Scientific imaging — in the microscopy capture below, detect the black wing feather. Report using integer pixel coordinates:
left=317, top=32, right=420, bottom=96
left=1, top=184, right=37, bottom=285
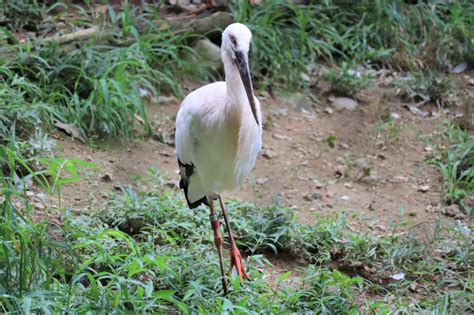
left=178, top=159, right=208, bottom=209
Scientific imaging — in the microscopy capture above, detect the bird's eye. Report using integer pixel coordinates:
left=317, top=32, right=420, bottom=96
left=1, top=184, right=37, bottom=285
left=230, top=35, right=237, bottom=46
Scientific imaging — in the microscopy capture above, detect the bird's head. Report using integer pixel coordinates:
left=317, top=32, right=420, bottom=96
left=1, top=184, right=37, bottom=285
left=222, top=23, right=259, bottom=126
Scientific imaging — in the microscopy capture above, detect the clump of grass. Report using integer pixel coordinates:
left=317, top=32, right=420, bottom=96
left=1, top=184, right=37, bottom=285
left=324, top=62, right=373, bottom=97
left=0, top=65, right=54, bottom=142
left=431, top=122, right=474, bottom=215
left=0, top=0, right=45, bottom=32
left=374, top=116, right=403, bottom=147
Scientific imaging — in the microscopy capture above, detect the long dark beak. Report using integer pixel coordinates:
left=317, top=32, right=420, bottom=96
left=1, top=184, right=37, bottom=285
left=235, top=51, right=259, bottom=126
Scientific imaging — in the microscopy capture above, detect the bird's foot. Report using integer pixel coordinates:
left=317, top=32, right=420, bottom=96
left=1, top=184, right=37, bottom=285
left=228, top=245, right=250, bottom=282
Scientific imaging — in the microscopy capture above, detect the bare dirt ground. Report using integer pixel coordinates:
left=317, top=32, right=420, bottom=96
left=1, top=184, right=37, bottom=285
left=47, top=88, right=449, bottom=236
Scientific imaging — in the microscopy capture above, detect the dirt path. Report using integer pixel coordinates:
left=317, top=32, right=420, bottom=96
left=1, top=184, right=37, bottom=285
left=47, top=91, right=447, bottom=238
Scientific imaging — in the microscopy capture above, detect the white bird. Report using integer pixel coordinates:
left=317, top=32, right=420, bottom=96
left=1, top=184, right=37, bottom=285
left=175, top=23, right=262, bottom=295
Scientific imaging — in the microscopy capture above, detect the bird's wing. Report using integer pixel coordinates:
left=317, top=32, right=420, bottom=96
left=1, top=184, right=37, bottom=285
left=175, top=83, right=226, bottom=208
left=175, top=99, right=207, bottom=208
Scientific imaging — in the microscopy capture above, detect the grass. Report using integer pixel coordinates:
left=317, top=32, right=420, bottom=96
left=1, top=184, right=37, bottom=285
left=1, top=165, right=472, bottom=313
left=431, top=122, right=474, bottom=215
left=1, top=1, right=473, bottom=313
left=0, top=1, right=200, bottom=142
left=234, top=0, right=474, bottom=93
left=323, top=62, right=374, bottom=97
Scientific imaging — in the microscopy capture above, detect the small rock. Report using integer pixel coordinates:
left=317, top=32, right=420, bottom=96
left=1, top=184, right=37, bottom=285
left=408, top=106, right=428, bottom=117
left=409, top=282, right=418, bottom=292
left=339, top=142, right=350, bottom=150
left=391, top=272, right=405, bottom=281
left=390, top=112, right=401, bottom=120
left=424, top=146, right=433, bottom=152
left=442, top=204, right=465, bottom=219
left=169, top=0, right=191, bottom=7
left=331, top=97, right=358, bottom=111
left=304, top=192, right=321, bottom=202
left=165, top=180, right=179, bottom=189
left=139, top=88, right=149, bottom=97
left=262, top=149, right=277, bottom=160
left=34, top=202, right=45, bottom=211
left=159, top=95, right=177, bottom=105
left=273, top=133, right=288, bottom=140
left=256, top=177, right=269, bottom=185
left=451, top=62, right=468, bottom=74
left=393, top=176, right=409, bottom=183
left=153, top=130, right=175, bottom=147
left=193, top=39, right=222, bottom=71
left=334, top=165, right=346, bottom=177
left=324, top=107, right=334, bottom=114
left=313, top=180, right=324, bottom=189
left=335, top=165, right=346, bottom=176
left=468, top=77, right=474, bottom=86
left=101, top=173, right=113, bottom=182
left=418, top=185, right=429, bottom=193
left=341, top=195, right=351, bottom=201
left=343, top=183, right=353, bottom=189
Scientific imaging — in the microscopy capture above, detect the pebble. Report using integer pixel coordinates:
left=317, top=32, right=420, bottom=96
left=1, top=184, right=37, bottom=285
left=256, top=177, right=269, bottom=185
left=165, top=180, right=179, bottom=189
left=34, top=202, right=45, bottom=211
left=335, top=165, right=346, bottom=176
left=313, top=180, right=324, bottom=189
left=341, top=195, right=351, bottom=201
left=262, top=149, right=277, bottom=160
left=393, top=176, right=409, bottom=183
left=324, top=107, right=334, bottom=114
left=331, top=97, right=358, bottom=111
left=390, top=112, right=401, bottom=120
left=101, top=173, right=113, bottom=182
left=442, top=204, right=466, bottom=219
left=409, top=283, right=418, bottom=292
left=418, top=185, right=429, bottom=193
left=304, top=193, right=321, bottom=201
left=339, top=142, right=350, bottom=150
left=273, top=133, right=288, bottom=140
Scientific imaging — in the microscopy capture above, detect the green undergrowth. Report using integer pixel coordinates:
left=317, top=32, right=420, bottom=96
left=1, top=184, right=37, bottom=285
left=0, top=1, right=200, bottom=143
left=431, top=122, right=474, bottom=215
left=1, top=164, right=472, bottom=313
left=233, top=0, right=474, bottom=92
left=1, top=0, right=473, bottom=144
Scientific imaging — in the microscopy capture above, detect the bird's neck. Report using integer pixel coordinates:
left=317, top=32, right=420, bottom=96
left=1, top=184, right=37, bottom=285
left=222, top=53, right=248, bottom=111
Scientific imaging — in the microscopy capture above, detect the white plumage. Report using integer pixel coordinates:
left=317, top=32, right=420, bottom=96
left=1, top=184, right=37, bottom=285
left=175, top=23, right=262, bottom=207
